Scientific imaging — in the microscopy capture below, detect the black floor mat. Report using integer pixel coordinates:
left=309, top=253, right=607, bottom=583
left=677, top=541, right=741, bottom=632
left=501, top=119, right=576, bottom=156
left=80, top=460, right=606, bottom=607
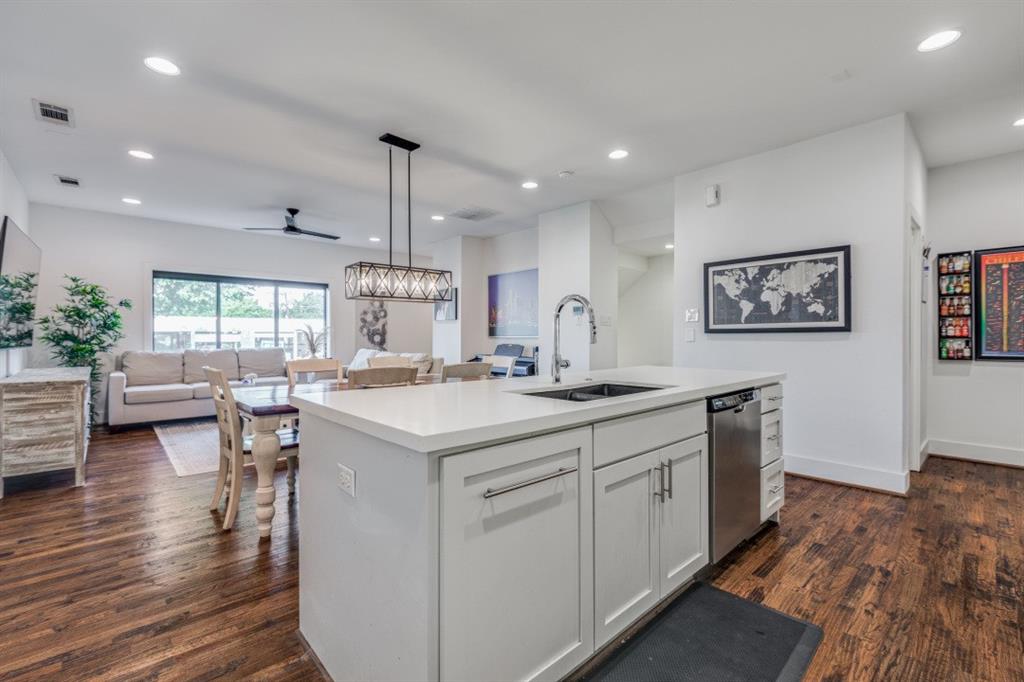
left=584, top=582, right=822, bottom=682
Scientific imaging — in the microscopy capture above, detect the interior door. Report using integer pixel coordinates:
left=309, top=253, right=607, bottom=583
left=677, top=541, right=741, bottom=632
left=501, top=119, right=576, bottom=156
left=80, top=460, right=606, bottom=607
left=657, top=435, right=709, bottom=596
left=593, top=449, right=660, bottom=647
left=440, top=428, right=593, bottom=682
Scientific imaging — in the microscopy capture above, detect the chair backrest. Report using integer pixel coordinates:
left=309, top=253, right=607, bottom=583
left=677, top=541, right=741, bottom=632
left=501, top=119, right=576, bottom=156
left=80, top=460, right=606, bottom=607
left=441, top=362, right=492, bottom=382
left=348, top=366, right=419, bottom=388
left=493, top=343, right=524, bottom=357
left=368, top=355, right=413, bottom=368
left=287, top=357, right=343, bottom=390
left=204, top=366, right=243, bottom=462
left=484, top=354, right=516, bottom=378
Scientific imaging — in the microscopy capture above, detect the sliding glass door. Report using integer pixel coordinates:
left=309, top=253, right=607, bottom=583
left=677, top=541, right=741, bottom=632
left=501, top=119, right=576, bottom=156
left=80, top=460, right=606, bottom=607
left=152, top=272, right=328, bottom=359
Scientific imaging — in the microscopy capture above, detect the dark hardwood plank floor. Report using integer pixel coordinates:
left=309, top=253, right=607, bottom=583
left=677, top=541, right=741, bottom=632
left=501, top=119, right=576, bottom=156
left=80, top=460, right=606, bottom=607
left=1, top=429, right=1020, bottom=681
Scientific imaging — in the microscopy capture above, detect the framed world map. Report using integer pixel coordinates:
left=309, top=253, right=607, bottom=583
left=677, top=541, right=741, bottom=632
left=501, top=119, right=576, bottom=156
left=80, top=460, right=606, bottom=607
left=704, top=245, right=851, bottom=333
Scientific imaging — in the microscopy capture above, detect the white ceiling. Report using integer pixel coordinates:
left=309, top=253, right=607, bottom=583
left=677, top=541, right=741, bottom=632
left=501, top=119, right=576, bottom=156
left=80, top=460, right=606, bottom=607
left=1, top=1, right=1021, bottom=254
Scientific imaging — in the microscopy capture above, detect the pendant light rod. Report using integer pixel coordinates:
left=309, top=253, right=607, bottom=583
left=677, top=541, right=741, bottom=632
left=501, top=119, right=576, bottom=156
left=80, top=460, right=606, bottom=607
left=408, top=150, right=412, bottom=269
left=388, top=146, right=393, bottom=266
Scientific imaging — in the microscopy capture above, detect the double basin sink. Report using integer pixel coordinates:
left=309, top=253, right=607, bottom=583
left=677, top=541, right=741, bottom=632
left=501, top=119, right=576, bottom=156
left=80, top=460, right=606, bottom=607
left=524, top=383, right=664, bottom=402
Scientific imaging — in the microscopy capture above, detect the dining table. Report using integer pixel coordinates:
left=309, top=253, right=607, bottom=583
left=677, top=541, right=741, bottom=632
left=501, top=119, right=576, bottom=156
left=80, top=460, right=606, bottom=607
left=231, top=376, right=475, bottom=539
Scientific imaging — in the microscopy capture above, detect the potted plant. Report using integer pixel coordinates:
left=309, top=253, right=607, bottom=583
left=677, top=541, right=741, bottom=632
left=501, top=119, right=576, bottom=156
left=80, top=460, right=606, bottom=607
left=37, top=275, right=132, bottom=424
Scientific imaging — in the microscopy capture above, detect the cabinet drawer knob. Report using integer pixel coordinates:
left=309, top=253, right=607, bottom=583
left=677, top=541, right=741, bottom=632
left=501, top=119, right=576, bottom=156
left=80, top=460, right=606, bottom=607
left=483, top=466, right=577, bottom=499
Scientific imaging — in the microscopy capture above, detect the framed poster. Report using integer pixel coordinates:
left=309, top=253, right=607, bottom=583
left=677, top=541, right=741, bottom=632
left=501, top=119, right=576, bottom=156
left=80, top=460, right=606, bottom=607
left=488, top=268, right=538, bottom=337
left=434, top=287, right=458, bottom=321
left=704, top=245, right=851, bottom=333
left=974, top=245, right=1024, bottom=361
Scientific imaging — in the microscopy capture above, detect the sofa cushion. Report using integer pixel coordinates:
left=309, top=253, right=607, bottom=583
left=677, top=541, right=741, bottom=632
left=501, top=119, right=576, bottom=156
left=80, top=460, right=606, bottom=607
left=191, top=380, right=244, bottom=400
left=238, top=348, right=286, bottom=377
left=348, top=347, right=380, bottom=371
left=399, top=352, right=433, bottom=374
left=184, top=349, right=240, bottom=383
left=124, top=383, right=194, bottom=404
left=122, top=351, right=184, bottom=386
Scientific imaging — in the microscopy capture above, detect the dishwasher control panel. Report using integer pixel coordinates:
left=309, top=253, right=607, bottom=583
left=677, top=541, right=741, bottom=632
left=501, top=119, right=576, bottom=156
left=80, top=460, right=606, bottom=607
left=708, top=389, right=759, bottom=412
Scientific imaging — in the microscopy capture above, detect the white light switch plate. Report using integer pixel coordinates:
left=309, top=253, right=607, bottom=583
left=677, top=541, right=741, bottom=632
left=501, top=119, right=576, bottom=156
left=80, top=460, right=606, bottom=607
left=685, top=308, right=699, bottom=322
left=685, top=328, right=696, bottom=342
left=337, top=463, right=356, bottom=497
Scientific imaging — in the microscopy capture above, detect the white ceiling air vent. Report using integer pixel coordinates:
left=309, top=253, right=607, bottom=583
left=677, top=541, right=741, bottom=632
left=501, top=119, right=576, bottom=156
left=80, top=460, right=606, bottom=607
left=53, top=174, right=81, bottom=187
left=448, top=205, right=501, bottom=221
left=33, top=99, right=75, bottom=127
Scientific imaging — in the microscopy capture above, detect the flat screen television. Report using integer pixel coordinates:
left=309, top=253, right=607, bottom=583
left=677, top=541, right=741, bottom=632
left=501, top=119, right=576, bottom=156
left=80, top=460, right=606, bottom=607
left=0, top=215, right=42, bottom=349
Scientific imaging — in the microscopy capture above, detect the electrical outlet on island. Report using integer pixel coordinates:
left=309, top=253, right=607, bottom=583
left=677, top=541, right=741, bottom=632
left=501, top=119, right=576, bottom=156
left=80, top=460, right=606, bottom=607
left=337, top=463, right=356, bottom=497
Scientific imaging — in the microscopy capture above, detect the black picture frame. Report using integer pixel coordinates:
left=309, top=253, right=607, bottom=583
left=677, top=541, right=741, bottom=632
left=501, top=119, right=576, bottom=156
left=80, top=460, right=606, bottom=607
left=973, top=245, right=1024, bottom=362
left=703, top=245, right=852, bottom=333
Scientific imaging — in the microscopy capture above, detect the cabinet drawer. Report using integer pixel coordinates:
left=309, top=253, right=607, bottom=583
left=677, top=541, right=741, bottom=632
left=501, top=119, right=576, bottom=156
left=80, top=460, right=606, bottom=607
left=760, top=383, right=783, bottom=413
left=760, top=458, right=785, bottom=521
left=594, top=402, right=705, bottom=469
left=760, top=409, right=782, bottom=467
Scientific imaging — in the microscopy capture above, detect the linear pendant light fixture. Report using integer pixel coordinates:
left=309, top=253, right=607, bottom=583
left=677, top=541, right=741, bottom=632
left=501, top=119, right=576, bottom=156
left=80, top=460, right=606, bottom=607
left=345, top=133, right=453, bottom=302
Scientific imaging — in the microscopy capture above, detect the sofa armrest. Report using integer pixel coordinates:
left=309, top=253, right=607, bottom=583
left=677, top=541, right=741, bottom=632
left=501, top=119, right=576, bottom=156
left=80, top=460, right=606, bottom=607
left=107, top=371, right=127, bottom=426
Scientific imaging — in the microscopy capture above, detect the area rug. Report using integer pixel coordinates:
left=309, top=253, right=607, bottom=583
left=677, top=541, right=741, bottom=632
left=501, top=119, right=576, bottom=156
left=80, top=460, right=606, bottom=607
left=582, top=582, right=822, bottom=682
left=154, top=419, right=222, bottom=477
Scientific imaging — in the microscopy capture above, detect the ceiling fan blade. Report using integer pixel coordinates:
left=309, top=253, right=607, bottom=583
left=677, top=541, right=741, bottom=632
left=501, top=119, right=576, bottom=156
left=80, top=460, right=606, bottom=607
left=244, top=228, right=283, bottom=231
left=294, top=228, right=339, bottom=240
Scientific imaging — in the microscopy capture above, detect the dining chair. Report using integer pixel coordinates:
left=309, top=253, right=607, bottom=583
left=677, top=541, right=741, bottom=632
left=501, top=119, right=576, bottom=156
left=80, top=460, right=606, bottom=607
left=286, top=357, right=344, bottom=390
left=368, top=355, right=413, bottom=368
left=205, top=366, right=299, bottom=531
left=348, top=366, right=419, bottom=388
left=483, top=355, right=516, bottom=378
left=440, top=362, right=492, bottom=382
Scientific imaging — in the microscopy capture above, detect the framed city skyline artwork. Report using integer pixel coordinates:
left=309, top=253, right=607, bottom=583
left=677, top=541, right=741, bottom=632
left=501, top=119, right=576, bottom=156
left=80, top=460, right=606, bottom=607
left=974, top=245, right=1024, bottom=361
left=488, top=268, right=538, bottom=337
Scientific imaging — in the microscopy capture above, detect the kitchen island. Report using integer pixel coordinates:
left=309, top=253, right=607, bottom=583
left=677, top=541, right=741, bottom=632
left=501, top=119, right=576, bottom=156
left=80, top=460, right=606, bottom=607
left=290, top=365, right=785, bottom=682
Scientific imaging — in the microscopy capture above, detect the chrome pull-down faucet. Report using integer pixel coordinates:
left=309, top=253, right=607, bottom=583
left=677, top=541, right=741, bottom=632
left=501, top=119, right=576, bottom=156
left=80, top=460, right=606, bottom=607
left=552, top=294, right=598, bottom=383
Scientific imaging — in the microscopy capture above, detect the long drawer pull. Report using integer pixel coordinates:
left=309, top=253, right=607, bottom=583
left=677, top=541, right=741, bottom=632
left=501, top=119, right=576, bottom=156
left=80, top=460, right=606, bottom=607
left=768, top=485, right=783, bottom=494
left=483, top=466, right=577, bottom=499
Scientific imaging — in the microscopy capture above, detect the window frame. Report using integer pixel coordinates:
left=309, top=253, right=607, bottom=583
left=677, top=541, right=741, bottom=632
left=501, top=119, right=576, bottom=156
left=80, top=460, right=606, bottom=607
left=152, top=270, right=329, bottom=355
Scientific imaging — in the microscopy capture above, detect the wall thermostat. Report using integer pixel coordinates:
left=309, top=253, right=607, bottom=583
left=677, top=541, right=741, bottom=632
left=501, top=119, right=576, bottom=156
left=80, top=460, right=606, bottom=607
left=705, top=184, right=721, bottom=207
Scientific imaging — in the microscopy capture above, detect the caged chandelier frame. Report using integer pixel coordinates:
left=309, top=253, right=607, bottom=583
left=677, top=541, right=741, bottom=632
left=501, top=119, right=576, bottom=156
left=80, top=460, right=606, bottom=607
left=345, top=133, right=453, bottom=302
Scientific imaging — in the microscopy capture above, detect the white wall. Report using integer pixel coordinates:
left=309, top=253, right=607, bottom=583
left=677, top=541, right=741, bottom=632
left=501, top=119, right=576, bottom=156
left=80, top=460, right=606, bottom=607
left=926, top=151, right=1024, bottom=467
left=538, top=202, right=618, bottom=376
left=674, top=115, right=915, bottom=493
left=28, top=203, right=434, bottom=419
left=478, top=227, right=539, bottom=356
left=618, top=254, right=673, bottom=367
left=0, top=147, right=31, bottom=378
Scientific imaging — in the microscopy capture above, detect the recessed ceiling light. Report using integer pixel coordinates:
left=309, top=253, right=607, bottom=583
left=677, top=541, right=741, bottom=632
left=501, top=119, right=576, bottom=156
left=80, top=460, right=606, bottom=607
left=369, top=236, right=381, bottom=242
left=128, top=149, right=154, bottom=160
left=144, top=56, right=181, bottom=76
left=917, top=30, right=961, bottom=52
left=665, top=243, right=674, bottom=249
left=121, top=197, right=142, bottom=205
left=608, top=149, right=629, bottom=160
left=521, top=180, right=539, bottom=189
left=431, top=215, right=445, bottom=221
left=1013, top=118, right=1024, bottom=127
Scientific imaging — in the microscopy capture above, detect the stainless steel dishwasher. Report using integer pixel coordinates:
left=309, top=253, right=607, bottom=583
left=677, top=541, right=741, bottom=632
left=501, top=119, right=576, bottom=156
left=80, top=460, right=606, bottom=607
left=707, top=388, right=762, bottom=563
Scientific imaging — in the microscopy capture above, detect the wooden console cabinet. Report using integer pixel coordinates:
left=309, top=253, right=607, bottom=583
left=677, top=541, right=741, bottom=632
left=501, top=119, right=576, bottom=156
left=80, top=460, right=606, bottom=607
left=0, top=367, right=91, bottom=499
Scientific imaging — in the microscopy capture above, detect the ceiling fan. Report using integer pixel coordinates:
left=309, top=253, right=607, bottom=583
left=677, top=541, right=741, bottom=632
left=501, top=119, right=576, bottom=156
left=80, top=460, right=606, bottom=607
left=244, top=208, right=338, bottom=240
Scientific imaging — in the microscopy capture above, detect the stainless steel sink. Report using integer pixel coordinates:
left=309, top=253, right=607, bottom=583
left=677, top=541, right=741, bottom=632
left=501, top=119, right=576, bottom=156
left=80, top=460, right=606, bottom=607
left=524, top=383, right=664, bottom=402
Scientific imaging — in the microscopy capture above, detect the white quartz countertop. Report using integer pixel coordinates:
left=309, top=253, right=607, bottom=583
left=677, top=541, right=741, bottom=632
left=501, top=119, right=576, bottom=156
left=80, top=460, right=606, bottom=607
left=290, top=365, right=784, bottom=454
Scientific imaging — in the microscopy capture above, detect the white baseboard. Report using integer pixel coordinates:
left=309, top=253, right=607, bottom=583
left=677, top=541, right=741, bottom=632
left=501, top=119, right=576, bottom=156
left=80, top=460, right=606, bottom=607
left=926, top=439, right=1024, bottom=468
left=783, top=453, right=909, bottom=494
left=917, top=440, right=929, bottom=471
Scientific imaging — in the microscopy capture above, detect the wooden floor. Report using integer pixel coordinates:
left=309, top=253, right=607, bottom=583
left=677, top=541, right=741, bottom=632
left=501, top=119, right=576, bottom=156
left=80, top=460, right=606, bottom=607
left=0, top=429, right=1020, bottom=681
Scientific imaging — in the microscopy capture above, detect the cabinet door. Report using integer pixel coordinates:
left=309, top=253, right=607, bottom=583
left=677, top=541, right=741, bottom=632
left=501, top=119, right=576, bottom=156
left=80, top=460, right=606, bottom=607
left=657, top=435, right=709, bottom=597
left=440, top=428, right=593, bottom=682
left=593, top=449, right=660, bottom=647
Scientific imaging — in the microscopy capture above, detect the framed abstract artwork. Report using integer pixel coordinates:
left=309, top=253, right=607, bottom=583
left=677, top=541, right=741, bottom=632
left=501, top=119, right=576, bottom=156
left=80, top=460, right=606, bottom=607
left=488, top=268, right=538, bottom=337
left=434, top=287, right=458, bottom=321
left=704, top=245, right=851, bottom=333
left=974, top=245, right=1024, bottom=361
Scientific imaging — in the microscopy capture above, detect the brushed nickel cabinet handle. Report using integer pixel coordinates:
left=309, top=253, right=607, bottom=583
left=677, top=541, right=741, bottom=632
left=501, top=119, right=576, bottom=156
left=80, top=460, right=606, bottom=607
left=483, top=466, right=577, bottom=499
left=769, top=485, right=783, bottom=494
left=663, top=460, right=673, bottom=500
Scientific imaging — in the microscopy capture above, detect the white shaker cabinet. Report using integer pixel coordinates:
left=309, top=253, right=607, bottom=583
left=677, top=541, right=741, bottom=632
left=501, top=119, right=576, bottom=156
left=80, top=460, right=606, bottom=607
left=593, top=433, right=709, bottom=648
left=439, top=428, right=594, bottom=682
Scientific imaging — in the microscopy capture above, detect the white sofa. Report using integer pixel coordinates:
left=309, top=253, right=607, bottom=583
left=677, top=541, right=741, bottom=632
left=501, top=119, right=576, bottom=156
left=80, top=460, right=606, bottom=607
left=108, top=348, right=289, bottom=426
left=344, top=348, right=443, bottom=376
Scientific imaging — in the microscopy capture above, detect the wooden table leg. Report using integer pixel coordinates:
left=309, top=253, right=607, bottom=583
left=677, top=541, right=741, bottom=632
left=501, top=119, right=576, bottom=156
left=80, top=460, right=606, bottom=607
left=249, top=415, right=282, bottom=540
